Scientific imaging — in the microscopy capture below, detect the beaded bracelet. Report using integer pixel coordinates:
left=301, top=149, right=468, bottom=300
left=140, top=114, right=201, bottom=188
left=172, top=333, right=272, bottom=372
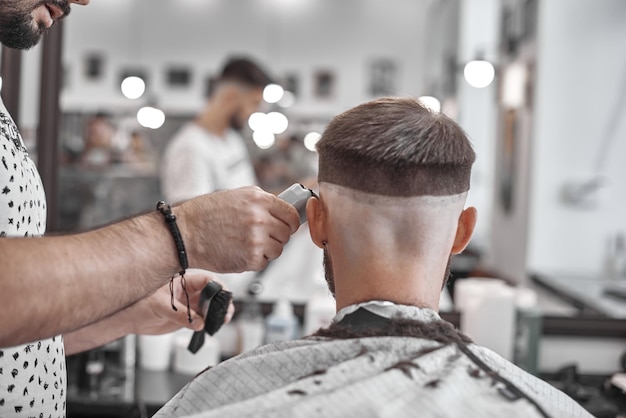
left=156, top=201, right=192, bottom=323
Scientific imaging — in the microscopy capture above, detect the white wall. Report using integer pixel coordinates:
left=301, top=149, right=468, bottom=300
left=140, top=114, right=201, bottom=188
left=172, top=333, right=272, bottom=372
left=527, top=0, right=626, bottom=276
left=60, top=0, right=437, bottom=117
left=456, top=0, right=500, bottom=252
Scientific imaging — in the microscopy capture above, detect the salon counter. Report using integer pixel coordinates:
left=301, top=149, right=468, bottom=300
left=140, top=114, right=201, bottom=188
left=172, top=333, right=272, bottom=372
left=67, top=368, right=191, bottom=418
left=532, top=272, right=626, bottom=319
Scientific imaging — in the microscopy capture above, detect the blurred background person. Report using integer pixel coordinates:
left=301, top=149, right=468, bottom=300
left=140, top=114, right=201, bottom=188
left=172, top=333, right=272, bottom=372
left=79, top=112, right=116, bottom=169
left=160, top=57, right=325, bottom=358
left=118, top=129, right=157, bottom=173
left=160, top=57, right=322, bottom=302
left=160, top=56, right=270, bottom=203
left=254, top=134, right=318, bottom=194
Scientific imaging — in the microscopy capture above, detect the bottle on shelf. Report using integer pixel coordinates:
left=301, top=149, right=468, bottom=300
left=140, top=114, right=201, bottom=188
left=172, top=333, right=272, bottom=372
left=265, top=298, right=300, bottom=344
left=236, top=284, right=266, bottom=353
left=303, top=277, right=336, bottom=336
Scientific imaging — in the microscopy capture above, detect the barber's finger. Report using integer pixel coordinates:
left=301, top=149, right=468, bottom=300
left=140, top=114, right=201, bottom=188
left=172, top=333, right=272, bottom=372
left=208, top=276, right=229, bottom=291
left=250, top=255, right=270, bottom=272
left=182, top=269, right=218, bottom=293
left=171, top=298, right=205, bottom=331
left=269, top=196, right=301, bottom=234
left=225, top=301, right=235, bottom=324
left=264, top=238, right=287, bottom=262
left=267, top=218, right=296, bottom=245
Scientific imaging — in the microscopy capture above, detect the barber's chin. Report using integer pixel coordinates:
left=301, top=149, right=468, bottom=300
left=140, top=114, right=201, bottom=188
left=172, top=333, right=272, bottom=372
left=33, top=5, right=55, bottom=29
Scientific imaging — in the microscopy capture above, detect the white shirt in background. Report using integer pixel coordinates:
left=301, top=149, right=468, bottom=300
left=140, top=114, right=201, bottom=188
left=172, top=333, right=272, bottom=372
left=161, top=123, right=256, bottom=203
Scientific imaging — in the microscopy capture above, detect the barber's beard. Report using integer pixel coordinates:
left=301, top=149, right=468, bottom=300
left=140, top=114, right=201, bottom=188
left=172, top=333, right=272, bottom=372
left=0, top=1, right=70, bottom=50
left=0, top=13, right=45, bottom=50
left=323, top=248, right=454, bottom=296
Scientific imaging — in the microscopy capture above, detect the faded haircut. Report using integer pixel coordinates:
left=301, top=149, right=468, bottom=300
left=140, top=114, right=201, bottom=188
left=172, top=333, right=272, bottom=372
left=316, top=97, right=476, bottom=197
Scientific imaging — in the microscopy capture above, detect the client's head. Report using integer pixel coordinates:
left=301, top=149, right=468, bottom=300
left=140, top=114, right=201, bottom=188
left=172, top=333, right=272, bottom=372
left=306, top=97, right=477, bottom=310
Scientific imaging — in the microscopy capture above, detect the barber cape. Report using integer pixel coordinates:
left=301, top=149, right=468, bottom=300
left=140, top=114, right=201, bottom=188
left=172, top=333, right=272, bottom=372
left=155, top=302, right=591, bottom=418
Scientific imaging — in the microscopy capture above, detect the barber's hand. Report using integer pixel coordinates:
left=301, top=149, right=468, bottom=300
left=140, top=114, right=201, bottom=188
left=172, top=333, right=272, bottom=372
left=128, top=269, right=234, bottom=335
left=179, top=186, right=300, bottom=273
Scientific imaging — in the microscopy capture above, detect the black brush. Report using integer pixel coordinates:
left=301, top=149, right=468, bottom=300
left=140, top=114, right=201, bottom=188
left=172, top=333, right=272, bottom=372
left=187, top=281, right=233, bottom=354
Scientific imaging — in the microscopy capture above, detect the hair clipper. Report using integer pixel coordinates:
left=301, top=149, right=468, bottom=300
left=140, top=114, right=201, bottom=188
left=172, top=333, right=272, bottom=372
left=278, top=183, right=318, bottom=224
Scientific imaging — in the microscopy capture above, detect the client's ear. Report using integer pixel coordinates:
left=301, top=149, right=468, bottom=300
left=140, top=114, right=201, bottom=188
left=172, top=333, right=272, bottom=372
left=451, top=207, right=477, bottom=254
left=306, top=196, right=327, bottom=249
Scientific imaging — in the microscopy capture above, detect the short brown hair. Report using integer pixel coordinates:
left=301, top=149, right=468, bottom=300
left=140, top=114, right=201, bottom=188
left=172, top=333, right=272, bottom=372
left=316, top=97, right=475, bottom=197
left=218, top=57, right=272, bottom=89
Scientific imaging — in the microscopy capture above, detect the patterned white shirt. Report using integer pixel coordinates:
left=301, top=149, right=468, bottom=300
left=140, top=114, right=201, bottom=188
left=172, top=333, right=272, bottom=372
left=0, top=98, right=66, bottom=417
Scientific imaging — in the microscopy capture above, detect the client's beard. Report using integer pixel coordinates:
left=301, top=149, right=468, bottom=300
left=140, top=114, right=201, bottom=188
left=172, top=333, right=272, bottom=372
left=323, top=248, right=454, bottom=296
left=322, top=248, right=336, bottom=296
left=442, top=255, right=453, bottom=290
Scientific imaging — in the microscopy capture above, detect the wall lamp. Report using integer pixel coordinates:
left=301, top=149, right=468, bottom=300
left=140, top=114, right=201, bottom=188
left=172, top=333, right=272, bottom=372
left=463, top=59, right=496, bottom=88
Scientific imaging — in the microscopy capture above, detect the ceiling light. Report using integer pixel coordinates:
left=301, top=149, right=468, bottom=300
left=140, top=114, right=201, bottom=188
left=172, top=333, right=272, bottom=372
left=121, top=76, right=146, bottom=99
left=278, top=91, right=296, bottom=108
left=248, top=112, right=267, bottom=132
left=266, top=112, right=289, bottom=134
left=263, top=83, right=284, bottom=104
left=304, top=132, right=321, bottom=152
left=418, top=96, right=441, bottom=113
left=463, top=60, right=495, bottom=88
left=252, top=131, right=275, bottom=149
left=137, top=106, right=165, bottom=129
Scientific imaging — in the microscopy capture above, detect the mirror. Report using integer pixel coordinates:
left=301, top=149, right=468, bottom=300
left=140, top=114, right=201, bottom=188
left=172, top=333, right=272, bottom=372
left=57, top=0, right=465, bottom=304
left=55, top=0, right=626, bottom=327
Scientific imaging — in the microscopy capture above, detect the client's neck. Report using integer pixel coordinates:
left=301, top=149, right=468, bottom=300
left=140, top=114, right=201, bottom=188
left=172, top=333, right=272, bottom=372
left=318, top=184, right=462, bottom=314
left=330, top=242, right=448, bottom=312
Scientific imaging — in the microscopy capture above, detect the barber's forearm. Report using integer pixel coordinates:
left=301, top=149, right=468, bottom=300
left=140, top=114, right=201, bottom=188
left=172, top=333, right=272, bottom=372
left=63, top=310, right=133, bottom=355
left=0, top=187, right=300, bottom=348
left=0, top=211, right=178, bottom=348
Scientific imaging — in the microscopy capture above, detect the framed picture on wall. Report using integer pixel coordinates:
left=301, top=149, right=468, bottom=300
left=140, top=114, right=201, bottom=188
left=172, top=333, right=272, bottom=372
left=84, top=53, right=104, bottom=80
left=368, top=58, right=397, bottom=97
left=282, top=73, right=299, bottom=97
left=166, top=67, right=192, bottom=88
left=314, top=70, right=335, bottom=99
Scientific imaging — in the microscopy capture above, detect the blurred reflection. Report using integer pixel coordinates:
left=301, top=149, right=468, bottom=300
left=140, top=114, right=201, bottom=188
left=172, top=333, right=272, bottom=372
left=254, top=134, right=317, bottom=193
left=80, top=113, right=115, bottom=169
left=57, top=113, right=162, bottom=232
